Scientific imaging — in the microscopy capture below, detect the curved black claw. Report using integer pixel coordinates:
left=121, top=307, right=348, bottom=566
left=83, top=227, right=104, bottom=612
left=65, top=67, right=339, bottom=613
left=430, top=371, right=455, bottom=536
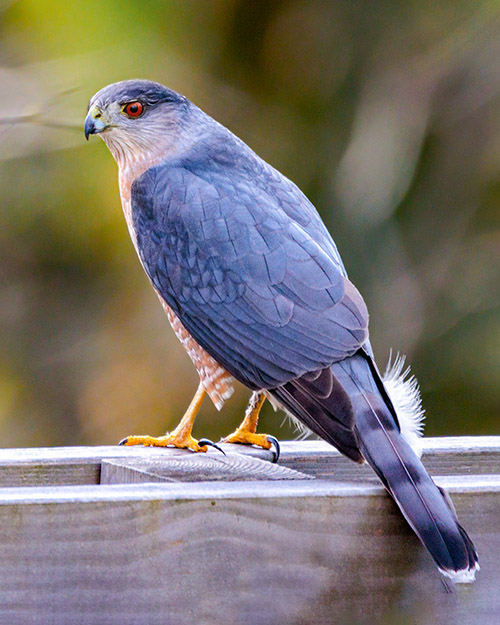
left=118, top=437, right=129, bottom=446
left=266, top=436, right=280, bottom=463
left=199, top=438, right=226, bottom=456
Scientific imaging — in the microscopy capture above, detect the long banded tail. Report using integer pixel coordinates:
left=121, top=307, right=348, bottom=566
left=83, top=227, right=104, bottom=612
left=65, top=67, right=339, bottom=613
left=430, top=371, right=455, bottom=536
left=271, top=352, right=479, bottom=582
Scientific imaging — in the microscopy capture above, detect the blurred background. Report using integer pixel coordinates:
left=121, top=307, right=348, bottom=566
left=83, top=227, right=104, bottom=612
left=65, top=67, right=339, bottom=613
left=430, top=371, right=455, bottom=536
left=0, top=0, right=499, bottom=447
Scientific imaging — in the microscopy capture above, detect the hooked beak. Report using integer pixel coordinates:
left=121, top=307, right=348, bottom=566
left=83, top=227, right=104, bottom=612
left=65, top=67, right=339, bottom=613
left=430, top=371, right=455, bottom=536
left=84, top=105, right=109, bottom=140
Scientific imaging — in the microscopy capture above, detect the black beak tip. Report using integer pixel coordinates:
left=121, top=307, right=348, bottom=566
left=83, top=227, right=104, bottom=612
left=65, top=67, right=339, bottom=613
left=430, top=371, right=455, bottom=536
left=84, top=117, right=95, bottom=141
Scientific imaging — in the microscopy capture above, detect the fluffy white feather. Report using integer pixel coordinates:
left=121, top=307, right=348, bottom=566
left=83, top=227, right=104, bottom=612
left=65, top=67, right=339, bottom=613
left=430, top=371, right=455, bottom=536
left=382, top=351, right=425, bottom=457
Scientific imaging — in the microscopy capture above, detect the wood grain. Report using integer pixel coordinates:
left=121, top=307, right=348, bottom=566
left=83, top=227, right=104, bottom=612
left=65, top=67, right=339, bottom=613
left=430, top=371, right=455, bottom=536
left=101, top=452, right=312, bottom=484
left=0, top=436, right=497, bottom=486
left=0, top=438, right=497, bottom=625
left=277, top=436, right=500, bottom=480
left=0, top=476, right=497, bottom=625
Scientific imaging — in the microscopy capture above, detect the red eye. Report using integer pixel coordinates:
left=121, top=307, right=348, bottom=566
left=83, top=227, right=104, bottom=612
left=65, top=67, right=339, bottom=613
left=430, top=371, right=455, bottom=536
left=123, top=101, right=144, bottom=117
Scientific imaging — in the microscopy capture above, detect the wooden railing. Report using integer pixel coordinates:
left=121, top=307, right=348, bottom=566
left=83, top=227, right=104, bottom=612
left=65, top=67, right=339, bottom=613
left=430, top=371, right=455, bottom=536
left=0, top=437, right=498, bottom=625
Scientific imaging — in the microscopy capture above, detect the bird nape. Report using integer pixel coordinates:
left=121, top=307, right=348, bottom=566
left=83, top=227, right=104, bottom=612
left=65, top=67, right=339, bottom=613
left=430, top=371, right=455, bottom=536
left=84, top=79, right=479, bottom=583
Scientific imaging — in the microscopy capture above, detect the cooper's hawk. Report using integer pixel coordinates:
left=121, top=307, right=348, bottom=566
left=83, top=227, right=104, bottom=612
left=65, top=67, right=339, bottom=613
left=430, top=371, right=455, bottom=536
left=84, top=79, right=478, bottom=582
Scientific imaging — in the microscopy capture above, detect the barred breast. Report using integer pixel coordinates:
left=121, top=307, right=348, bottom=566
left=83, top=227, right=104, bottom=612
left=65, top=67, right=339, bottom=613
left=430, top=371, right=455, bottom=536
left=158, top=297, right=235, bottom=410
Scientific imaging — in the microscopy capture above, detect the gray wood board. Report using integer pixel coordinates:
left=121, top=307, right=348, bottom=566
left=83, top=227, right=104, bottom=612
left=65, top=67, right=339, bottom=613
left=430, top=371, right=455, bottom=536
left=0, top=436, right=497, bottom=487
left=277, top=436, right=500, bottom=481
left=0, top=476, right=497, bottom=625
left=101, top=452, right=312, bottom=484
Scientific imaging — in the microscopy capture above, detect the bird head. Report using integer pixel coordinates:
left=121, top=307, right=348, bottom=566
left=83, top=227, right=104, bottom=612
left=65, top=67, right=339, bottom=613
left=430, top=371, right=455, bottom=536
left=84, top=79, right=190, bottom=166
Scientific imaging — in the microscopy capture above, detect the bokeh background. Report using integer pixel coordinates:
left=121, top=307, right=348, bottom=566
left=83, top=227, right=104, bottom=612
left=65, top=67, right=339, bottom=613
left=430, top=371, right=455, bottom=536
left=0, top=0, right=499, bottom=447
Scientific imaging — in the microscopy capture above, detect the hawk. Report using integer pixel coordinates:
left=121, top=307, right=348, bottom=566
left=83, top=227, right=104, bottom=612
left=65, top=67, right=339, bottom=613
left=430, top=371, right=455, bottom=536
left=84, top=79, right=478, bottom=582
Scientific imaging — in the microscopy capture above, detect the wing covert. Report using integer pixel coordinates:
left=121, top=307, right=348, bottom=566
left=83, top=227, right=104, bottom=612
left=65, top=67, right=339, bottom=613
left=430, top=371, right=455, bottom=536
left=131, top=157, right=369, bottom=389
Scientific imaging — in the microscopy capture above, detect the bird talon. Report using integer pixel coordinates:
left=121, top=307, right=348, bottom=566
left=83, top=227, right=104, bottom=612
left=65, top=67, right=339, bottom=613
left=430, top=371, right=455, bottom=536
left=199, top=438, right=226, bottom=455
left=220, top=429, right=279, bottom=461
left=266, top=436, right=280, bottom=463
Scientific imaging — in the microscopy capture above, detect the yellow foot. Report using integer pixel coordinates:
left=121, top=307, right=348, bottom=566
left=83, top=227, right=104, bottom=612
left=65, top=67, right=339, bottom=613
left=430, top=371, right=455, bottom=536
left=221, top=429, right=272, bottom=449
left=221, top=429, right=280, bottom=462
left=221, top=392, right=280, bottom=462
left=119, top=382, right=222, bottom=453
left=221, top=390, right=280, bottom=461
left=119, top=433, right=208, bottom=452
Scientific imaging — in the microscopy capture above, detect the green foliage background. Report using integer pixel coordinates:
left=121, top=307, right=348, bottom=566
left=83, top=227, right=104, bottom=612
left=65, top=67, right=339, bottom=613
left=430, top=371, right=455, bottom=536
left=0, top=0, right=499, bottom=446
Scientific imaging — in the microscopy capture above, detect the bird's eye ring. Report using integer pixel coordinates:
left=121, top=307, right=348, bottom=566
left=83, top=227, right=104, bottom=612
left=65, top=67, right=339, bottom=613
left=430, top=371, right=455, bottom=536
left=122, top=101, right=144, bottom=118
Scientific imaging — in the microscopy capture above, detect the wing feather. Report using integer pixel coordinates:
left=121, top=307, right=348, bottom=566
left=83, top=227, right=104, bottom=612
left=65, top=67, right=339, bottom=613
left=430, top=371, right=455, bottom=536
left=131, top=151, right=369, bottom=390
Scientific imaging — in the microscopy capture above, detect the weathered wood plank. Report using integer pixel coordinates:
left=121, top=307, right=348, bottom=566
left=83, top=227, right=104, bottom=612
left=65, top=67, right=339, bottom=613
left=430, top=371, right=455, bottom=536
left=277, top=437, right=500, bottom=480
left=0, top=440, right=497, bottom=623
left=0, top=444, right=272, bottom=486
left=101, top=453, right=312, bottom=484
left=0, top=436, right=497, bottom=487
left=0, top=475, right=497, bottom=625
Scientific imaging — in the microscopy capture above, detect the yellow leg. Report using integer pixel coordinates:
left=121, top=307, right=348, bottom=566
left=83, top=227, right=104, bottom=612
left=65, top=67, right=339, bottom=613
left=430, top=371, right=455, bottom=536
left=120, top=383, right=209, bottom=452
left=221, top=391, right=273, bottom=450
